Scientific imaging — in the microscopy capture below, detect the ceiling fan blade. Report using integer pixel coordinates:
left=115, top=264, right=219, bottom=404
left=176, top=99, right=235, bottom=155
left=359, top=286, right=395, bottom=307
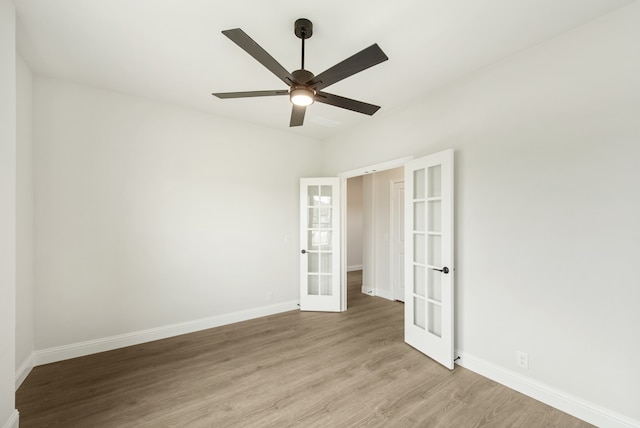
left=222, top=29, right=294, bottom=87
left=315, top=91, right=381, bottom=115
left=212, top=90, right=289, bottom=99
left=307, top=44, right=388, bottom=91
left=290, top=105, right=306, bottom=127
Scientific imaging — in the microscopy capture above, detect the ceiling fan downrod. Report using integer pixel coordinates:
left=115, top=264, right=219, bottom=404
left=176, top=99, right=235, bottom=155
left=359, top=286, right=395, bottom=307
left=294, top=18, right=313, bottom=71
left=301, top=35, right=305, bottom=70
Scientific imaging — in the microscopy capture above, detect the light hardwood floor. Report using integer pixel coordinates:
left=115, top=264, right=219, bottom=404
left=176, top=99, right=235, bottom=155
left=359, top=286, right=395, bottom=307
left=16, top=271, right=593, bottom=427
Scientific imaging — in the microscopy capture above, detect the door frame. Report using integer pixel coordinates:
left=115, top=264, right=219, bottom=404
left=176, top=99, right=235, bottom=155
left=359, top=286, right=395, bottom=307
left=390, top=178, right=405, bottom=302
left=338, top=157, right=413, bottom=311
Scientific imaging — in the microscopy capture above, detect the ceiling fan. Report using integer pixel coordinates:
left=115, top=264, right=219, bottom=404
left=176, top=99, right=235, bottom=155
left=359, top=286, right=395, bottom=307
left=212, top=18, right=389, bottom=127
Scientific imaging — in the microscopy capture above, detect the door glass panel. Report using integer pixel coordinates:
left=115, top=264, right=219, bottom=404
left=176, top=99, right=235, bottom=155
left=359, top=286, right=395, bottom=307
left=427, top=268, right=442, bottom=302
left=320, top=185, right=332, bottom=206
left=308, top=276, right=319, bottom=295
left=427, top=234, right=441, bottom=267
left=320, top=253, right=332, bottom=273
left=428, top=302, right=442, bottom=337
left=413, top=169, right=425, bottom=199
left=414, top=233, right=425, bottom=264
left=428, top=200, right=441, bottom=232
left=414, top=265, right=425, bottom=297
left=308, top=252, right=319, bottom=273
left=308, top=185, right=320, bottom=206
left=308, top=208, right=332, bottom=228
left=414, top=297, right=426, bottom=329
left=308, top=231, right=319, bottom=250
left=320, top=275, right=332, bottom=296
left=308, top=208, right=316, bottom=228
left=320, top=231, right=332, bottom=250
left=428, top=165, right=441, bottom=198
left=319, top=208, right=331, bottom=228
left=308, top=231, right=332, bottom=251
left=413, top=202, right=425, bottom=232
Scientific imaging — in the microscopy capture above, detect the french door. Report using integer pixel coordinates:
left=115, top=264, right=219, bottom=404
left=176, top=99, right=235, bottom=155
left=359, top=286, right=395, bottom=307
left=299, top=178, right=341, bottom=312
left=404, top=149, right=455, bottom=369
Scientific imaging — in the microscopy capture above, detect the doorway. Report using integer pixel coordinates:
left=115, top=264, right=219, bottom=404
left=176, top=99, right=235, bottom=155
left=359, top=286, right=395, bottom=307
left=341, top=157, right=411, bottom=309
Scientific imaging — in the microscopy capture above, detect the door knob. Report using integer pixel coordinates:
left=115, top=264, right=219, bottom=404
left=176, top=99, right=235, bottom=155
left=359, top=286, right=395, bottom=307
left=432, top=266, right=449, bottom=274
left=301, top=249, right=307, bottom=254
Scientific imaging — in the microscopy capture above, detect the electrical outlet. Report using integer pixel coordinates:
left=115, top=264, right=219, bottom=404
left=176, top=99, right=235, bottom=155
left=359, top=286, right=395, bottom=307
left=516, top=351, right=529, bottom=369
left=266, top=291, right=273, bottom=302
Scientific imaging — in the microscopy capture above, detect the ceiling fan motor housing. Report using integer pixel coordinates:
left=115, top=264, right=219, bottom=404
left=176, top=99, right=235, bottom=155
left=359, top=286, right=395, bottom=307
left=292, top=69, right=314, bottom=85
left=290, top=68, right=315, bottom=106
left=294, top=18, right=313, bottom=39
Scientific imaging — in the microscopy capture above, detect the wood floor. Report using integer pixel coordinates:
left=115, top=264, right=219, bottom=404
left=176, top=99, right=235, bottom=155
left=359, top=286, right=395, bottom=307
left=16, top=271, right=592, bottom=427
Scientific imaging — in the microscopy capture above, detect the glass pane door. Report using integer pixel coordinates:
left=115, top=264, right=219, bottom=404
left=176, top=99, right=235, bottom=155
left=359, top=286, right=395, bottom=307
left=300, top=178, right=341, bottom=312
left=405, top=150, right=454, bottom=369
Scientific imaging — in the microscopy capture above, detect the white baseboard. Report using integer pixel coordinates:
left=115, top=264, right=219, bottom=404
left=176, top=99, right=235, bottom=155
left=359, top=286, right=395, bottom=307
left=15, top=352, right=35, bottom=390
left=455, top=351, right=639, bottom=428
left=2, top=410, right=19, bottom=428
left=34, top=300, right=299, bottom=366
left=375, top=287, right=394, bottom=301
left=347, top=264, right=363, bottom=272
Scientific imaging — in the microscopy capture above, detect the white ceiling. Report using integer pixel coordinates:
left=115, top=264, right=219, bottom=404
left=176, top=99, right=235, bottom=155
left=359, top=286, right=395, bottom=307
left=15, top=0, right=633, bottom=140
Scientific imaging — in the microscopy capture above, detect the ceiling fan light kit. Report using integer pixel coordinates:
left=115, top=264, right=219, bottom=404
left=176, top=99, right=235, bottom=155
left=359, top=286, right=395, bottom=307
left=290, top=87, right=315, bottom=106
left=212, top=18, right=388, bottom=127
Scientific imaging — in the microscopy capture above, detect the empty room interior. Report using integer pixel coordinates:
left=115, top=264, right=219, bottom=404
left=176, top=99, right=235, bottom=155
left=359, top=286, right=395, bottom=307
left=2, top=0, right=640, bottom=427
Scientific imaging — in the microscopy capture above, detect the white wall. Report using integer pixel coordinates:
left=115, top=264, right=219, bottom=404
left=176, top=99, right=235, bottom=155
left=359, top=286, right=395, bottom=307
left=323, top=3, right=640, bottom=426
left=346, top=176, right=363, bottom=270
left=16, top=53, right=34, bottom=386
left=33, top=77, right=323, bottom=351
left=0, top=0, right=18, bottom=425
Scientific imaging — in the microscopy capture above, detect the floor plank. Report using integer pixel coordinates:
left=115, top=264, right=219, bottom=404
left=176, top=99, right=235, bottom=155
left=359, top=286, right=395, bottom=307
left=16, top=271, right=593, bottom=427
